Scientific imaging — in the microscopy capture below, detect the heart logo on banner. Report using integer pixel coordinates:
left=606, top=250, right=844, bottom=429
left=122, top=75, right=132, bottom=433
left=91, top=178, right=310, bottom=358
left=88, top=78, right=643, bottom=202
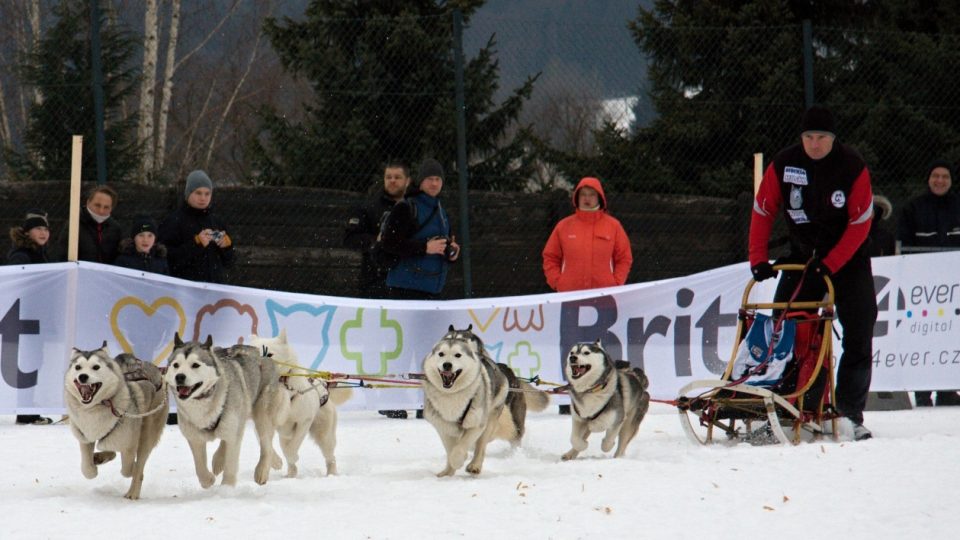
left=192, top=298, right=259, bottom=343
left=264, top=299, right=337, bottom=370
left=110, top=296, right=187, bottom=364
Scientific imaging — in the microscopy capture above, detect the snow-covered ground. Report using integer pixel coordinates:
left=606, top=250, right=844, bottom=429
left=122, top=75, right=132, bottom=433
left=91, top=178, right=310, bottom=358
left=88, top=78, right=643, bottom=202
left=2, top=403, right=958, bottom=539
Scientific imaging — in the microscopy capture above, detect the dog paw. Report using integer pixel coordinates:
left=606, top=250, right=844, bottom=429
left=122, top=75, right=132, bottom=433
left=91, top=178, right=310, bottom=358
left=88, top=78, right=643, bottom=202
left=93, top=451, right=116, bottom=465
left=81, top=464, right=98, bottom=479
left=325, top=462, right=337, bottom=476
left=271, top=450, right=283, bottom=470
left=123, top=488, right=141, bottom=500
left=466, top=463, right=482, bottom=475
left=285, top=465, right=298, bottom=478
left=436, top=467, right=455, bottom=478
left=221, top=473, right=238, bottom=487
left=561, top=449, right=578, bottom=461
left=601, top=438, right=616, bottom=453
left=198, top=471, right=216, bottom=489
left=254, top=462, right=270, bottom=485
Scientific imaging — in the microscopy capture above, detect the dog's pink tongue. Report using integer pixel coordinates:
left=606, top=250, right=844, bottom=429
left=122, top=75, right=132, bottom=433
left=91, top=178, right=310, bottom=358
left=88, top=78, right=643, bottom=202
left=177, top=386, right=193, bottom=398
left=78, top=385, right=94, bottom=401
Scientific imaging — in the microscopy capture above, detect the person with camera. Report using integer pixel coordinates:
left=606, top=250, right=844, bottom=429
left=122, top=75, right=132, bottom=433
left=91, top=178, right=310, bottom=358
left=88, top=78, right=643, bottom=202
left=380, top=158, right=459, bottom=300
left=158, top=169, right=235, bottom=284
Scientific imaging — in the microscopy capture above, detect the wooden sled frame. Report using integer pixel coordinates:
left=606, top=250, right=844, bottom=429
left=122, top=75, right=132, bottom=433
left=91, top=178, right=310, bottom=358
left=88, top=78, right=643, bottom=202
left=677, top=264, right=841, bottom=445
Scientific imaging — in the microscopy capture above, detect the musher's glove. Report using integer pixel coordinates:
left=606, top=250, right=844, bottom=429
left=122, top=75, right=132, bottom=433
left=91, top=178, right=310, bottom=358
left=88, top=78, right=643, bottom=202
left=750, top=262, right=777, bottom=282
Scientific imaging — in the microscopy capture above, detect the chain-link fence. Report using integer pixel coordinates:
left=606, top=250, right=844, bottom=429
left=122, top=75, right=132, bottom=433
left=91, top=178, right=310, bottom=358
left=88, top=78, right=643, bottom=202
left=2, top=2, right=959, bottom=298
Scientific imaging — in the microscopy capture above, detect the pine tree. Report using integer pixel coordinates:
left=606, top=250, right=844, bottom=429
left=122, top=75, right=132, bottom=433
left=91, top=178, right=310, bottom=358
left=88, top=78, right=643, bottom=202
left=4, top=0, right=140, bottom=182
left=251, top=0, right=536, bottom=191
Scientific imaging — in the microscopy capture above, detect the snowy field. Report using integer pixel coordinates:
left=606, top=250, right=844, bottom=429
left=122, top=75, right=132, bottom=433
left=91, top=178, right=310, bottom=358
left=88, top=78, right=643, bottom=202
left=2, top=403, right=958, bottom=539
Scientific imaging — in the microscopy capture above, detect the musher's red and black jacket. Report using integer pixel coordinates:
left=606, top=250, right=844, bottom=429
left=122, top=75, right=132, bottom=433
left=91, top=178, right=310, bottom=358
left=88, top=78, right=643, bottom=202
left=750, top=142, right=873, bottom=274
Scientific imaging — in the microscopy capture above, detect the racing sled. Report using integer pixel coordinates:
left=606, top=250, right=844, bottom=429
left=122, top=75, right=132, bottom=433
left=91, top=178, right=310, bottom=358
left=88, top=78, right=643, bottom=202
left=677, top=264, right=840, bottom=445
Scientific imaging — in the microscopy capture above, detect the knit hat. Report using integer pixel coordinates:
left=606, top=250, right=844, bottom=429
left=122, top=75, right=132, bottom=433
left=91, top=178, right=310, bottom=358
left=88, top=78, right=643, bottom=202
left=925, top=158, right=954, bottom=182
left=22, top=209, right=49, bottom=231
left=184, top=170, right=213, bottom=199
left=416, top=159, right=444, bottom=185
left=800, top=105, right=836, bottom=136
left=130, top=215, right=158, bottom=238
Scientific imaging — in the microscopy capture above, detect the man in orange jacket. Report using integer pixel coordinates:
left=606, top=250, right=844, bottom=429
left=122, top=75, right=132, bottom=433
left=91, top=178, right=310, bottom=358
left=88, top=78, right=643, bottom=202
left=542, top=177, right=633, bottom=292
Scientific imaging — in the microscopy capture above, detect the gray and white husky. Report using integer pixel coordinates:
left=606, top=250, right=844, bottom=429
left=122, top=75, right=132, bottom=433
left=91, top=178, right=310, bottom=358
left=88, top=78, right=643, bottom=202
left=561, top=340, right=650, bottom=461
left=64, top=344, right=167, bottom=499
left=247, top=330, right=352, bottom=477
left=422, top=325, right=549, bottom=477
left=164, top=334, right=289, bottom=487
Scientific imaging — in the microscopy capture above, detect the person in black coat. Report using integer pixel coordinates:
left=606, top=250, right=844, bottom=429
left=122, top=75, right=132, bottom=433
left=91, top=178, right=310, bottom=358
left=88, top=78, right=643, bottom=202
left=6, top=209, right=54, bottom=425
left=115, top=215, right=169, bottom=275
left=157, top=170, right=234, bottom=283
left=59, top=184, right=124, bottom=263
left=898, top=159, right=960, bottom=407
left=343, top=161, right=411, bottom=298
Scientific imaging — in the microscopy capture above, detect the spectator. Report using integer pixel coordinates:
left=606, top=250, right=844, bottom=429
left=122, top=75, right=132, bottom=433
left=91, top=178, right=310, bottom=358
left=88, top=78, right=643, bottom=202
left=61, top=184, right=123, bottom=263
left=158, top=170, right=234, bottom=283
left=6, top=209, right=54, bottom=425
left=867, top=194, right=895, bottom=257
left=381, top=158, right=459, bottom=300
left=115, top=215, right=169, bottom=275
left=898, top=158, right=960, bottom=407
left=542, top=177, right=633, bottom=292
left=343, top=161, right=411, bottom=298
left=749, top=105, right=877, bottom=441
left=542, top=176, right=633, bottom=414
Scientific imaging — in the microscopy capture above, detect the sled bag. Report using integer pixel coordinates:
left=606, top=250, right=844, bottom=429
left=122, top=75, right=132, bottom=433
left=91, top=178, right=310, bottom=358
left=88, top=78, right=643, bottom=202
left=730, top=313, right=796, bottom=387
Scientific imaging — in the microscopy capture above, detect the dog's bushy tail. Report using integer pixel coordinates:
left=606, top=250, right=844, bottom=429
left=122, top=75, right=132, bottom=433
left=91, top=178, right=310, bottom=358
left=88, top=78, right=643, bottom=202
left=328, top=385, right=354, bottom=406
left=520, top=381, right=550, bottom=412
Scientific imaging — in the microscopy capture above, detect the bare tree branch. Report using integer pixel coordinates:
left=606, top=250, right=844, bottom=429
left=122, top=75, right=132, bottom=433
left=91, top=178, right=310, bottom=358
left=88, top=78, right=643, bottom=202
left=154, top=0, right=181, bottom=170
left=204, top=28, right=263, bottom=169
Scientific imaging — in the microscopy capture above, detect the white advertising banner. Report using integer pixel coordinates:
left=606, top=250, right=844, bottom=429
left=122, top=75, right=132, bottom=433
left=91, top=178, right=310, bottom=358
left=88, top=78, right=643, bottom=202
left=1, top=254, right=958, bottom=414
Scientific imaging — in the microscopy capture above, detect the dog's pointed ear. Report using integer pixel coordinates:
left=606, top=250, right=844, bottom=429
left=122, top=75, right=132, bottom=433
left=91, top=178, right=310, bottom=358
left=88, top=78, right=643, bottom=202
left=467, top=323, right=473, bottom=331
left=278, top=328, right=287, bottom=343
left=448, top=324, right=455, bottom=332
left=594, top=338, right=602, bottom=348
left=203, top=335, right=214, bottom=348
left=174, top=332, right=183, bottom=348
left=100, top=340, right=108, bottom=350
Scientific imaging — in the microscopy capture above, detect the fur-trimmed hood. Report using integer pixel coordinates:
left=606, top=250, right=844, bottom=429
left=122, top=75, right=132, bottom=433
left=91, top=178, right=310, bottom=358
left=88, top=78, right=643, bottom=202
left=9, top=226, right=43, bottom=250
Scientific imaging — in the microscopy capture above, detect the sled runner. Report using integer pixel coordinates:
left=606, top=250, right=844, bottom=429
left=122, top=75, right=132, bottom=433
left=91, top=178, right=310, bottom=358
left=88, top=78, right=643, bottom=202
left=676, top=264, right=840, bottom=445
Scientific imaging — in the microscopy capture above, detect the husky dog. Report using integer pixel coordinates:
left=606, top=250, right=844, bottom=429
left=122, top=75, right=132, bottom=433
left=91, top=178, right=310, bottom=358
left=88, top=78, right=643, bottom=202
left=561, top=340, right=650, bottom=461
left=64, top=344, right=167, bottom=499
left=164, top=334, right=288, bottom=487
left=422, top=325, right=550, bottom=477
left=247, top=330, right=352, bottom=477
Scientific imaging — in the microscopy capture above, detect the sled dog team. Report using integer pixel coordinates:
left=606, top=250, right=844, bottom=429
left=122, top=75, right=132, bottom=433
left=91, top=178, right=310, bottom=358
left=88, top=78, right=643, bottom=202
left=64, top=325, right=650, bottom=498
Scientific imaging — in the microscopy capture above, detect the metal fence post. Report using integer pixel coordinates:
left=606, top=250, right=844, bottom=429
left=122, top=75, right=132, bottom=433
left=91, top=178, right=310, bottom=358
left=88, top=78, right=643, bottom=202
left=453, top=8, right=472, bottom=298
left=803, top=19, right=814, bottom=108
left=90, top=0, right=107, bottom=185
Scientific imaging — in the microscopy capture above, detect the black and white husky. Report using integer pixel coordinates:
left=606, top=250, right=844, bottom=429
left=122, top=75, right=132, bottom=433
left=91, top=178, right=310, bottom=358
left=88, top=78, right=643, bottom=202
left=421, top=325, right=549, bottom=477
left=561, top=340, right=650, bottom=460
left=64, top=344, right=167, bottom=499
left=164, top=334, right=288, bottom=487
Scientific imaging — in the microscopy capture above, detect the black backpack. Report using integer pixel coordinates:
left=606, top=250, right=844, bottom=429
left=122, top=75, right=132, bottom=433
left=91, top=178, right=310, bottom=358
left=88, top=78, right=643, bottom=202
left=370, top=200, right=438, bottom=269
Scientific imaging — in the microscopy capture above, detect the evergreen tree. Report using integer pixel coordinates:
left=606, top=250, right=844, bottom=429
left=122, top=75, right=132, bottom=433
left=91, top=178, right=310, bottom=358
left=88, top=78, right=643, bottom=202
left=4, top=0, right=141, bottom=182
left=595, top=0, right=960, bottom=199
left=251, top=0, right=537, bottom=191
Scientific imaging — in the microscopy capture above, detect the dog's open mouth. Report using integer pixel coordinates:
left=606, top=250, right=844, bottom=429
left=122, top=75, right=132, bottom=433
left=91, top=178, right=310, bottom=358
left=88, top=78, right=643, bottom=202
left=177, top=382, right=203, bottom=399
left=570, top=364, right=591, bottom=379
left=74, top=381, right=102, bottom=404
left=439, top=368, right=462, bottom=389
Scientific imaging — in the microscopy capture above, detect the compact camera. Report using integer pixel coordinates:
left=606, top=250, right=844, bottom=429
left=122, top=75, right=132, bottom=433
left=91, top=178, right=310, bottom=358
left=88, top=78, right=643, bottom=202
left=210, top=230, right=225, bottom=242
left=430, top=236, right=458, bottom=260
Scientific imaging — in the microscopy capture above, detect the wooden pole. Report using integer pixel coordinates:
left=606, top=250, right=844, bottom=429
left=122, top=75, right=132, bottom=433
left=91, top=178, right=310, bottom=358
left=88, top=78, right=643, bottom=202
left=753, top=153, right=763, bottom=195
left=68, top=136, right=82, bottom=262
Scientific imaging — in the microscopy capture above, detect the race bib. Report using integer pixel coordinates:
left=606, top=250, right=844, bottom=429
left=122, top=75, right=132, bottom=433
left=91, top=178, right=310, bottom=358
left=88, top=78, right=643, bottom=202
left=783, top=166, right=808, bottom=185
left=787, top=209, right=809, bottom=224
